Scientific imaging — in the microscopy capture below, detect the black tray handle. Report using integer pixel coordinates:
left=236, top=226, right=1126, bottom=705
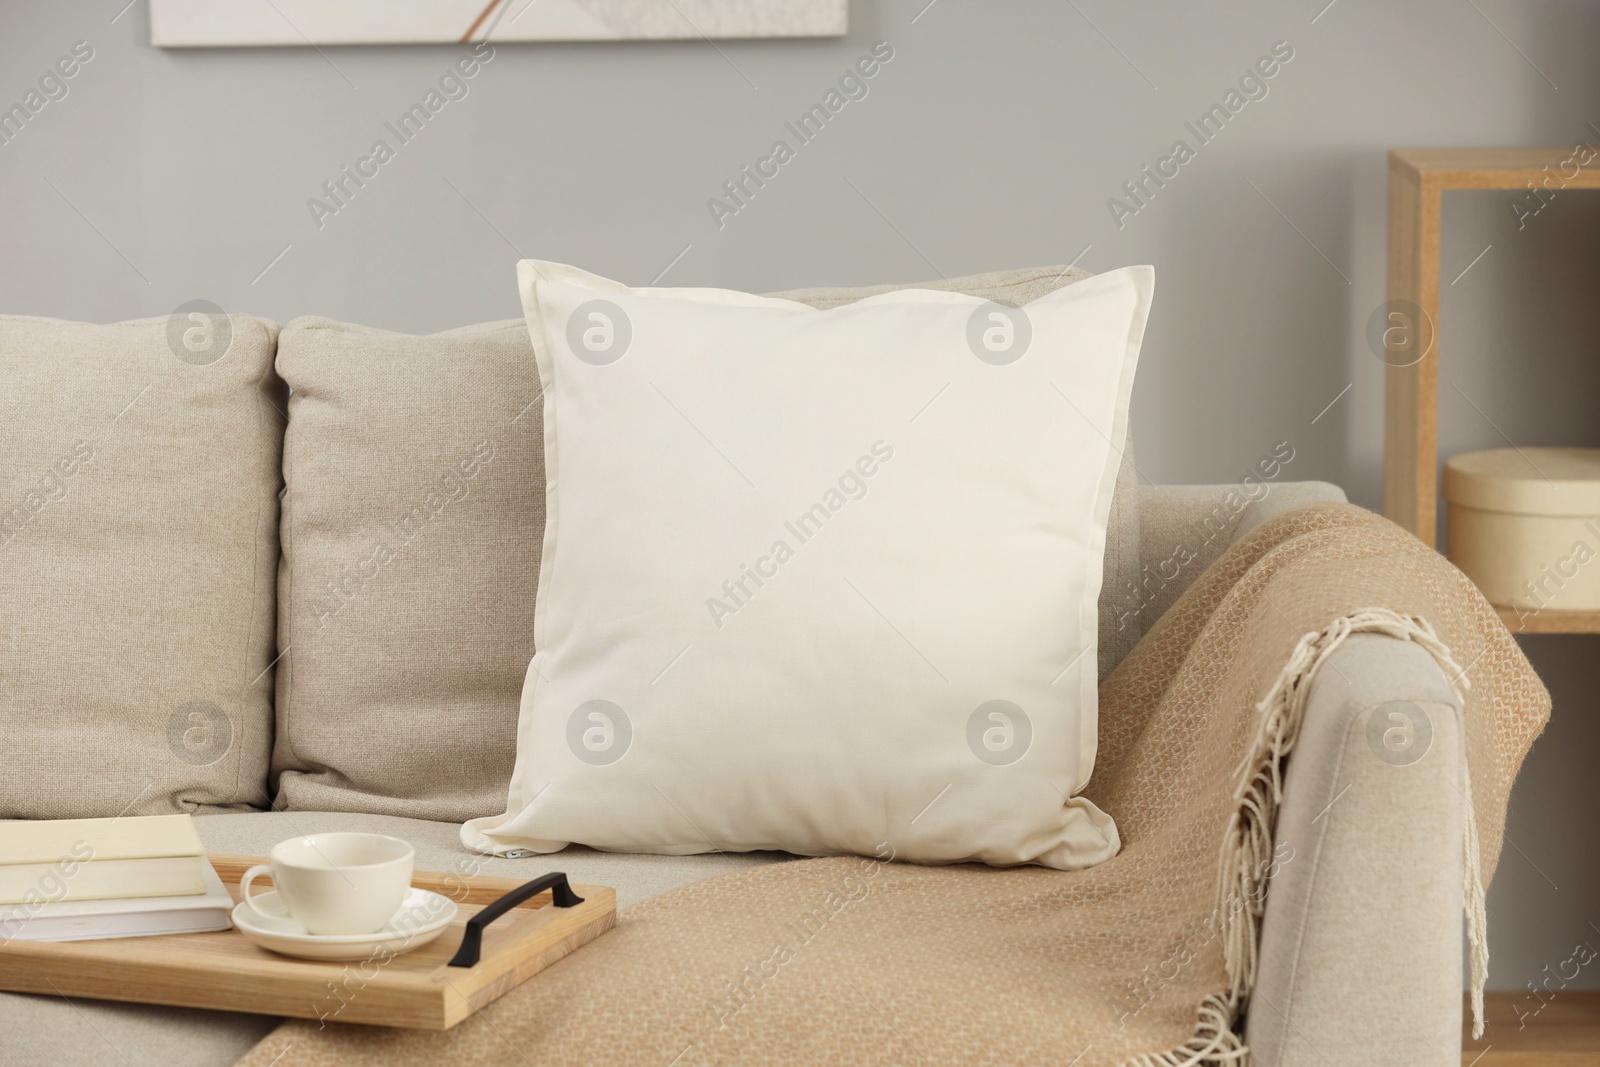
left=446, top=872, right=585, bottom=968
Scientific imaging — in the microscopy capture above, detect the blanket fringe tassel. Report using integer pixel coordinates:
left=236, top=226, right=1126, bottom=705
left=1133, top=608, right=1487, bottom=1066
left=1123, top=994, right=1250, bottom=1066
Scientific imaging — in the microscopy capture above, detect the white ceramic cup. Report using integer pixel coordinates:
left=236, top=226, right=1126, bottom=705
left=240, top=833, right=414, bottom=936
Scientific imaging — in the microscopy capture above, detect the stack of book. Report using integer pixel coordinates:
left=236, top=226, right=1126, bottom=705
left=0, top=814, right=232, bottom=942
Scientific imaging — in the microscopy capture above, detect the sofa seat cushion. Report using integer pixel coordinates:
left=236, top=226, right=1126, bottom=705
left=0, top=992, right=278, bottom=1067
left=0, top=812, right=789, bottom=1067
left=193, top=811, right=791, bottom=908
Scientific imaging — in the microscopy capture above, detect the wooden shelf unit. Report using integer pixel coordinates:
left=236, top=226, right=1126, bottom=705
left=1385, top=148, right=1600, bottom=634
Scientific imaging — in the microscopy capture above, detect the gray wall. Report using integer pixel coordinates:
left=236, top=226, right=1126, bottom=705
left=4, top=0, right=1597, bottom=994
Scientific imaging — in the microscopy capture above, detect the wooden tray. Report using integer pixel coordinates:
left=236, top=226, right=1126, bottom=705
left=0, top=854, right=616, bottom=1029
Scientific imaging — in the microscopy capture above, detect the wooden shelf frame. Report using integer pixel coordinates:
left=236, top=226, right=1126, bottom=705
left=1385, top=149, right=1600, bottom=634
left=1385, top=148, right=1600, bottom=542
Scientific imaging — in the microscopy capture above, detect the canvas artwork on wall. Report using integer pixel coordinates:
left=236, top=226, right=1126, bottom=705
left=149, top=0, right=847, bottom=46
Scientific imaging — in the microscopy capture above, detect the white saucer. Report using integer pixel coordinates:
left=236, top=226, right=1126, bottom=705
left=231, top=887, right=458, bottom=961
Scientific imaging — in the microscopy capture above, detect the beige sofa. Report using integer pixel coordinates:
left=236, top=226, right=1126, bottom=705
left=0, top=481, right=1472, bottom=1067
left=0, top=271, right=1467, bottom=1067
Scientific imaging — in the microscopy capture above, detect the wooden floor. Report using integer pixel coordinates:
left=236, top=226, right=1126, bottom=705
left=1465, top=992, right=1600, bottom=1065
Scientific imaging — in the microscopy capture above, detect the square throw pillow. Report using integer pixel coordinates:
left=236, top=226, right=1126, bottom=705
left=464, top=261, right=1152, bottom=869
left=0, top=312, right=283, bottom=818
left=272, top=318, right=543, bottom=821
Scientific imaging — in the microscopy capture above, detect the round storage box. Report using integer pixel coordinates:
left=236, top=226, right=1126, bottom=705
left=1444, top=447, right=1600, bottom=611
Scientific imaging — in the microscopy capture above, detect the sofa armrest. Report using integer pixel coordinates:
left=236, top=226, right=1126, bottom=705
left=1233, top=480, right=1348, bottom=541
left=1130, top=481, right=1346, bottom=633
left=1245, top=633, right=1465, bottom=1067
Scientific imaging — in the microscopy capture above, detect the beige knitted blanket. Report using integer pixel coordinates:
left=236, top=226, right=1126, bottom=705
left=235, top=503, right=1548, bottom=1067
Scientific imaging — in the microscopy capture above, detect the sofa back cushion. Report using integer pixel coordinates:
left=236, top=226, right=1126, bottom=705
left=272, top=318, right=542, bottom=820
left=0, top=313, right=284, bottom=818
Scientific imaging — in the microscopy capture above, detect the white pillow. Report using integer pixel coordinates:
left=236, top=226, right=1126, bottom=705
left=463, top=260, right=1153, bottom=869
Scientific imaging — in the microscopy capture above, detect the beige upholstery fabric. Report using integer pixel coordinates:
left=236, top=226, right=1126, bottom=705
left=1099, top=440, right=1140, bottom=678
left=0, top=810, right=776, bottom=1067
left=770, top=266, right=1140, bottom=680
left=1235, top=479, right=1349, bottom=541
left=1133, top=480, right=1346, bottom=636
left=0, top=314, right=283, bottom=818
left=0, top=993, right=278, bottom=1067
left=1247, top=633, right=1465, bottom=1066
left=767, top=265, right=1094, bottom=310
left=272, top=318, right=542, bottom=822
